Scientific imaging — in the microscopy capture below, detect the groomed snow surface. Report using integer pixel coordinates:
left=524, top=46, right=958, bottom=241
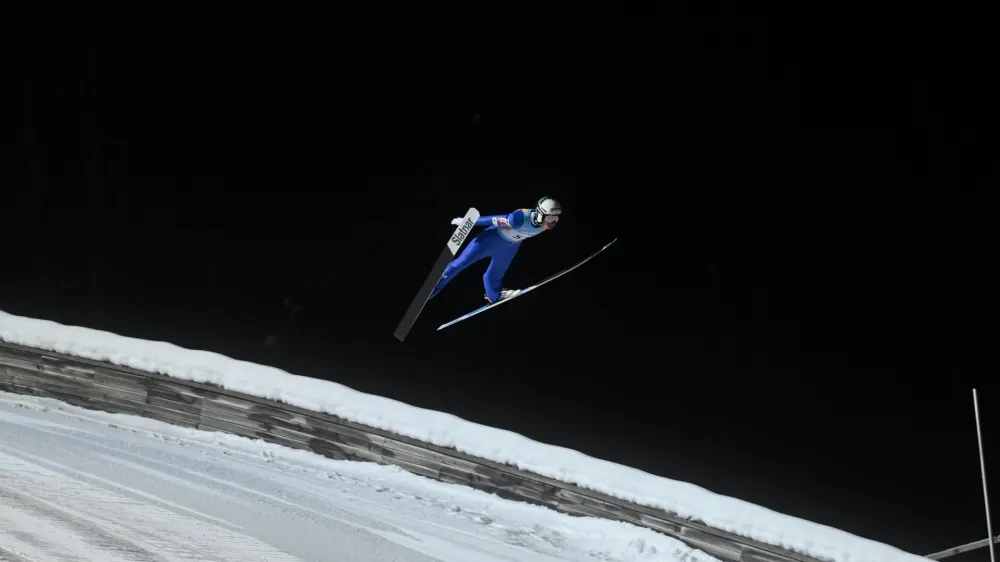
left=0, top=391, right=714, bottom=562
left=0, top=311, right=930, bottom=562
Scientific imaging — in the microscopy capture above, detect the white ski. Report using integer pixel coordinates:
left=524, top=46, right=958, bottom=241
left=437, top=238, right=618, bottom=331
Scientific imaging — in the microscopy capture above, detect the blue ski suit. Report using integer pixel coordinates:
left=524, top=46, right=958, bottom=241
left=430, top=208, right=550, bottom=302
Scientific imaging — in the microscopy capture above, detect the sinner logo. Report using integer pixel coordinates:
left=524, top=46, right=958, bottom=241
left=492, top=217, right=511, bottom=227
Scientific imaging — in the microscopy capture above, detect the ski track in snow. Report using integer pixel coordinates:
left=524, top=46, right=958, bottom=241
left=0, top=391, right=718, bottom=562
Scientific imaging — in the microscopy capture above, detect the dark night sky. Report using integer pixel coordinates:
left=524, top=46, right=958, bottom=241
left=8, top=5, right=996, bottom=561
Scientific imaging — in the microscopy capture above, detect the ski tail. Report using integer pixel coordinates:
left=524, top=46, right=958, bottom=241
left=394, top=208, right=480, bottom=342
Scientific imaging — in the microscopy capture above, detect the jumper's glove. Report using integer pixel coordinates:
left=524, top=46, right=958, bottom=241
left=451, top=217, right=465, bottom=226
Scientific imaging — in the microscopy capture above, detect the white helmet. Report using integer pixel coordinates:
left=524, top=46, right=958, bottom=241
left=532, top=196, right=562, bottom=228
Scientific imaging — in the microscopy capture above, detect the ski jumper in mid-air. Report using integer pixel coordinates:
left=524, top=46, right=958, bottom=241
left=429, top=197, right=563, bottom=304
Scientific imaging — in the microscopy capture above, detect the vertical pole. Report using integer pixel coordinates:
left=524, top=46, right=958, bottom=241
left=974, top=389, right=996, bottom=562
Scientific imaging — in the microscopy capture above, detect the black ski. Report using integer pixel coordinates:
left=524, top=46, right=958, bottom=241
left=393, top=208, right=480, bottom=342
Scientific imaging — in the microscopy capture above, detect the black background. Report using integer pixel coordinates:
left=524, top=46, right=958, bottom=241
left=8, top=6, right=996, bottom=560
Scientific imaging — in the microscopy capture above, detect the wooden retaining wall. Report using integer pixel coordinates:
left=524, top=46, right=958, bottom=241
left=0, top=340, right=824, bottom=562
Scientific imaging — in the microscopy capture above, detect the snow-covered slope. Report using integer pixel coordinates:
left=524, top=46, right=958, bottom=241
left=0, top=310, right=930, bottom=562
left=0, top=391, right=714, bottom=562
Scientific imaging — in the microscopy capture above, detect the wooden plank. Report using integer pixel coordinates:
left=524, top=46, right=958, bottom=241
left=190, top=414, right=383, bottom=466
left=146, top=382, right=432, bottom=468
left=194, top=415, right=307, bottom=450
left=189, top=406, right=477, bottom=488
left=145, top=379, right=220, bottom=405
left=226, top=397, right=533, bottom=490
left=378, top=445, right=517, bottom=491
left=384, top=455, right=443, bottom=481
left=637, top=513, right=683, bottom=534
left=3, top=364, right=89, bottom=388
left=553, top=487, right=651, bottom=522
left=188, top=395, right=533, bottom=496
left=140, top=407, right=203, bottom=429
left=83, top=363, right=153, bottom=386
left=677, top=526, right=745, bottom=562
left=147, top=383, right=384, bottom=461
left=500, top=485, right=562, bottom=509
left=23, top=364, right=147, bottom=401
left=2, top=367, right=147, bottom=404
left=146, top=394, right=203, bottom=416
left=4, top=358, right=149, bottom=399
left=740, top=547, right=799, bottom=562
left=0, top=381, right=57, bottom=401
left=0, top=371, right=142, bottom=409
left=0, top=354, right=46, bottom=372
left=0, top=379, right=146, bottom=418
left=362, top=431, right=518, bottom=482
left=142, top=400, right=202, bottom=426
left=70, top=366, right=151, bottom=395
left=554, top=502, right=615, bottom=519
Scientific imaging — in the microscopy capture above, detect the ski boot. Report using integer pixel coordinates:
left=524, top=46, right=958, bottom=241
left=484, top=289, right=520, bottom=304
